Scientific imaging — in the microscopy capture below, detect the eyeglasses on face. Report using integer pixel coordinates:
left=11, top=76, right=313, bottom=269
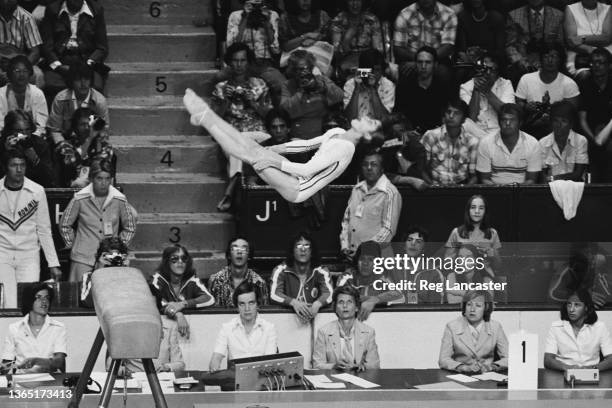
left=35, top=295, right=51, bottom=301
left=295, top=243, right=311, bottom=250
left=231, top=245, right=249, bottom=253
left=170, top=255, right=188, bottom=264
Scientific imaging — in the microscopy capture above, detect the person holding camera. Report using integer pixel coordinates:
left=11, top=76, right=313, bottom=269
left=343, top=49, right=394, bottom=122
left=0, top=109, right=56, bottom=188
left=460, top=54, right=515, bottom=138
left=280, top=49, right=343, bottom=139
left=55, top=107, right=114, bottom=188
left=59, top=159, right=137, bottom=282
left=0, top=148, right=61, bottom=309
left=79, top=236, right=129, bottom=308
left=0, top=56, right=48, bottom=137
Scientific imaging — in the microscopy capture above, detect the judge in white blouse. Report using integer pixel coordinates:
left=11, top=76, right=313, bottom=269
left=544, top=289, right=612, bottom=371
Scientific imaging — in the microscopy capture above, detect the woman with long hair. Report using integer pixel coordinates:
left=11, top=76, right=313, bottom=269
left=445, top=244, right=495, bottom=304
left=149, top=245, right=215, bottom=338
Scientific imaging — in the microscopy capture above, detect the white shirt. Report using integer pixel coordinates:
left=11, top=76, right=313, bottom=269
left=460, top=77, right=515, bottom=135
left=59, top=1, right=94, bottom=40
left=213, top=316, right=277, bottom=360
left=539, top=131, right=589, bottom=176
left=545, top=320, right=612, bottom=367
left=515, top=71, right=580, bottom=103
left=2, top=315, right=67, bottom=367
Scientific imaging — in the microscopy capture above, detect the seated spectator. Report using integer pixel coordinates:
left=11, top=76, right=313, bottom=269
left=455, top=0, right=505, bottom=64
left=0, top=55, right=47, bottom=136
left=393, top=0, right=457, bottom=83
left=445, top=245, right=494, bottom=304
left=343, top=49, right=395, bottom=121
left=211, top=0, right=243, bottom=68
left=59, top=159, right=136, bottom=282
left=505, top=0, right=564, bottom=86
left=439, top=290, right=508, bottom=373
left=388, top=226, right=445, bottom=304
left=312, top=284, right=380, bottom=370
left=539, top=101, right=588, bottom=181
left=444, top=194, right=501, bottom=266
left=47, top=62, right=108, bottom=146
left=579, top=48, right=612, bottom=182
left=476, top=103, right=542, bottom=184
left=370, top=0, right=412, bottom=25
left=421, top=98, right=484, bottom=185
left=211, top=42, right=272, bottom=211
left=394, top=46, right=453, bottom=133
left=340, top=148, right=401, bottom=259
left=337, top=241, right=404, bottom=320
left=0, top=0, right=44, bottom=88
left=107, top=316, right=185, bottom=375
left=149, top=244, right=215, bottom=338
left=0, top=148, right=60, bottom=309
left=0, top=109, right=56, bottom=187
left=40, top=0, right=109, bottom=99
left=80, top=236, right=130, bottom=308
left=380, top=112, right=428, bottom=190
left=460, top=53, right=515, bottom=137
left=226, top=0, right=285, bottom=99
left=56, top=107, right=114, bottom=188
left=270, top=231, right=333, bottom=322
left=279, top=0, right=330, bottom=54
left=544, top=289, right=612, bottom=371
left=209, top=281, right=278, bottom=371
left=280, top=50, right=343, bottom=139
left=564, top=0, right=612, bottom=76
left=208, top=236, right=269, bottom=307
left=549, top=243, right=611, bottom=309
left=1, top=282, right=66, bottom=374
left=515, top=43, right=580, bottom=139
left=330, top=0, right=383, bottom=75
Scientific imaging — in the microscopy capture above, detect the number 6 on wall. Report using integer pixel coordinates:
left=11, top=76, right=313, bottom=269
left=508, top=331, right=538, bottom=390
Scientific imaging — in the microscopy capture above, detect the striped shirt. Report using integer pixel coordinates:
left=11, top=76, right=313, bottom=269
left=0, top=6, right=42, bottom=52
left=393, top=2, right=457, bottom=52
left=476, top=131, right=542, bottom=184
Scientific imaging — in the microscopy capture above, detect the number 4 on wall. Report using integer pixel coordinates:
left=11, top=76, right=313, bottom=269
left=161, top=151, right=174, bottom=167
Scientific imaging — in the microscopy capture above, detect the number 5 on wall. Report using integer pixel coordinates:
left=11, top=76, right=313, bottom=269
left=508, top=331, right=538, bottom=390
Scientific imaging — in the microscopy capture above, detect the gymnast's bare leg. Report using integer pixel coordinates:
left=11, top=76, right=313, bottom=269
left=184, top=88, right=303, bottom=201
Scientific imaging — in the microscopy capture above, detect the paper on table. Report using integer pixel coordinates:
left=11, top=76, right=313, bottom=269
left=132, top=372, right=176, bottom=383
left=304, top=374, right=332, bottom=383
left=304, top=374, right=346, bottom=389
left=173, top=376, right=199, bottom=384
left=446, top=373, right=479, bottom=383
left=13, top=373, right=55, bottom=383
left=472, top=372, right=508, bottom=381
left=331, top=373, right=380, bottom=388
left=415, top=381, right=472, bottom=390
left=312, top=382, right=346, bottom=389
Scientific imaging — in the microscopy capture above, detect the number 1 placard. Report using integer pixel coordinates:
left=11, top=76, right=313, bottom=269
left=508, top=331, right=538, bottom=389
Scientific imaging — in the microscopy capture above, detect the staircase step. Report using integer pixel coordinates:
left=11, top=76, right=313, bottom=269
left=107, top=62, right=218, bottom=98
left=130, top=250, right=227, bottom=280
left=107, top=25, right=215, bottom=63
left=109, top=96, right=201, bottom=135
left=111, top=135, right=223, bottom=174
left=131, top=213, right=235, bottom=252
left=116, top=172, right=227, bottom=213
left=104, top=0, right=211, bottom=26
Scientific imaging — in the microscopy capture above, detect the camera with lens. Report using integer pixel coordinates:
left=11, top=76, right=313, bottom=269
left=88, top=115, right=106, bottom=132
left=357, top=68, right=372, bottom=78
left=56, top=141, right=78, bottom=166
left=103, top=252, right=127, bottom=267
left=246, top=0, right=267, bottom=29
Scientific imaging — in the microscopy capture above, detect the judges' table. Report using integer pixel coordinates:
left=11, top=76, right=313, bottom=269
left=2, top=369, right=612, bottom=408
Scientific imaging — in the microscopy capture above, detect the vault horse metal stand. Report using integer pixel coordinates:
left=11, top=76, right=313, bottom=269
left=68, top=266, right=168, bottom=408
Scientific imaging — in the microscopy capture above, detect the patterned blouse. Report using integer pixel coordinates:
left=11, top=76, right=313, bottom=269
left=330, top=11, right=383, bottom=54
left=212, top=77, right=271, bottom=132
left=279, top=10, right=331, bottom=45
left=208, top=266, right=269, bottom=307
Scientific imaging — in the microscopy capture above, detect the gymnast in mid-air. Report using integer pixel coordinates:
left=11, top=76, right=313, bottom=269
left=183, top=88, right=382, bottom=203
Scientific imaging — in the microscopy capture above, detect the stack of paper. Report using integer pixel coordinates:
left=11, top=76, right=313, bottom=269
left=472, top=372, right=508, bottom=381
left=303, top=374, right=346, bottom=389
left=132, top=372, right=176, bottom=394
left=446, top=374, right=479, bottom=383
left=13, top=373, right=55, bottom=383
left=331, top=373, right=380, bottom=389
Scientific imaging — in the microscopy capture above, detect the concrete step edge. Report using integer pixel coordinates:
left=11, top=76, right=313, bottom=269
left=108, top=61, right=218, bottom=73
left=110, top=135, right=213, bottom=147
left=107, top=25, right=214, bottom=36
left=138, top=212, right=233, bottom=223
left=109, top=96, right=185, bottom=109
left=117, top=172, right=224, bottom=184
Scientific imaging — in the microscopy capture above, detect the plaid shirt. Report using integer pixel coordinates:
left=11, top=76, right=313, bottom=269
left=422, top=125, right=479, bottom=185
left=208, top=266, right=269, bottom=307
left=0, top=6, right=42, bottom=51
left=330, top=11, right=383, bottom=54
left=393, top=2, right=457, bottom=52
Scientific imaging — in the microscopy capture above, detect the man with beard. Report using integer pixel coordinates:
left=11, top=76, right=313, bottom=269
left=270, top=231, right=333, bottom=323
left=209, top=281, right=277, bottom=372
left=208, top=236, right=269, bottom=307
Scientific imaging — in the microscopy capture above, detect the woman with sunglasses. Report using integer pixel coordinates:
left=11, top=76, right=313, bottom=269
left=1, top=282, right=66, bottom=374
left=149, top=245, right=215, bottom=338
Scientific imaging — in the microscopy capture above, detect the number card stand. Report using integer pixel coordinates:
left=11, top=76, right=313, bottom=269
left=508, top=331, right=539, bottom=390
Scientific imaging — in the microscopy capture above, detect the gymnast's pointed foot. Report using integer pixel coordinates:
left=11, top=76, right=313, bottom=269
left=183, top=88, right=210, bottom=126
